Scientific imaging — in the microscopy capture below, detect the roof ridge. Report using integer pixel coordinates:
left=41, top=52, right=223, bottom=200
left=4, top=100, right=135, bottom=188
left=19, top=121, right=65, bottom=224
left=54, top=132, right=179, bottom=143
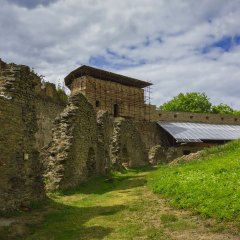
left=64, top=65, right=152, bottom=89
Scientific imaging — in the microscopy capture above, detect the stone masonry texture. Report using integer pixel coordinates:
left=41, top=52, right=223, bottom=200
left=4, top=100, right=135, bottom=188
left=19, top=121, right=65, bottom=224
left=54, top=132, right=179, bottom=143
left=34, top=81, right=66, bottom=152
left=135, top=121, right=171, bottom=150
left=110, top=118, right=148, bottom=168
left=148, top=145, right=166, bottom=164
left=0, top=60, right=44, bottom=212
left=96, top=110, right=112, bottom=174
left=43, top=93, right=99, bottom=191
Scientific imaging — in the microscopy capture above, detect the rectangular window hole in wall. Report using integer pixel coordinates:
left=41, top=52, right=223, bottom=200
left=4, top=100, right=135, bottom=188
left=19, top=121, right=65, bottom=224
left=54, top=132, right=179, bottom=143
left=96, top=100, right=100, bottom=107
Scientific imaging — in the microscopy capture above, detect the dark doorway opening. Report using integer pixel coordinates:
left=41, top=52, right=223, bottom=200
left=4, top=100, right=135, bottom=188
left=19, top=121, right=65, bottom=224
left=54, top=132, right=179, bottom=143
left=113, top=104, right=119, bottom=117
left=96, top=100, right=100, bottom=107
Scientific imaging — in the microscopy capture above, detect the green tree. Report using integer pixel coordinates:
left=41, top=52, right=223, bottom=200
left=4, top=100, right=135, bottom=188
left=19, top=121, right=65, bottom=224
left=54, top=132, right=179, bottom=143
left=233, top=110, right=240, bottom=116
left=159, top=92, right=212, bottom=113
left=211, top=103, right=234, bottom=114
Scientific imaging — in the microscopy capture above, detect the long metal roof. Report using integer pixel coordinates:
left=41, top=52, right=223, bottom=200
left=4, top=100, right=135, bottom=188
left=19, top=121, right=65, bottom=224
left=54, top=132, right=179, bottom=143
left=157, top=121, right=240, bottom=143
left=64, top=65, right=152, bottom=89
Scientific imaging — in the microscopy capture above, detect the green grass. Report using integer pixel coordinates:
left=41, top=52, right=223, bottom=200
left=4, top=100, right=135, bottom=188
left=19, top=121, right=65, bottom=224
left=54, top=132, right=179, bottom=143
left=160, top=213, right=196, bottom=231
left=17, top=169, right=170, bottom=240
left=1, top=166, right=239, bottom=239
left=148, top=140, right=240, bottom=220
left=160, top=213, right=178, bottom=223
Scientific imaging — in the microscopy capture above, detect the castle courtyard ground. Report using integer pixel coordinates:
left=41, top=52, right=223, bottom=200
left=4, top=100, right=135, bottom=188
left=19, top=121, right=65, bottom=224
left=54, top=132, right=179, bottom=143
left=0, top=168, right=239, bottom=240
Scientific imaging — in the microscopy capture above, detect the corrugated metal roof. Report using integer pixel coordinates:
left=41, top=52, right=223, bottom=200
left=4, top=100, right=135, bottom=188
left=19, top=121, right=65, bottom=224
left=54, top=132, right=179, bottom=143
left=157, top=121, right=240, bottom=143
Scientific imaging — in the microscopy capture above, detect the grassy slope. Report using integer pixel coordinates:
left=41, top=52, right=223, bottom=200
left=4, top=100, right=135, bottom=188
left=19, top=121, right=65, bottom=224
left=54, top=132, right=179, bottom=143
left=148, top=140, right=240, bottom=220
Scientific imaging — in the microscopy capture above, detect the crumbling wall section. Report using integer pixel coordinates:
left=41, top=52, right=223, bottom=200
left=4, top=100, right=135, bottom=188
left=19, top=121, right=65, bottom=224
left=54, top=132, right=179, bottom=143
left=43, top=93, right=98, bottom=191
left=134, top=121, right=173, bottom=165
left=148, top=145, right=166, bottom=164
left=135, top=121, right=171, bottom=150
left=96, top=110, right=112, bottom=174
left=111, top=118, right=148, bottom=168
left=34, top=82, right=67, bottom=151
left=0, top=60, right=44, bottom=211
left=35, top=100, right=65, bottom=151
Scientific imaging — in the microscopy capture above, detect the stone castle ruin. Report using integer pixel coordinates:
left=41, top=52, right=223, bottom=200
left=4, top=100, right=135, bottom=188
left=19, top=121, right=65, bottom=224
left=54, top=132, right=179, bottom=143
left=1, top=58, right=240, bottom=212
left=65, top=65, right=152, bottom=120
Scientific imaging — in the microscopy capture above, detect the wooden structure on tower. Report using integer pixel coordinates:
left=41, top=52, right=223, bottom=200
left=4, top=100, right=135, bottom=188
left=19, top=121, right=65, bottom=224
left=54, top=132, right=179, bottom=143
left=64, top=65, right=152, bottom=120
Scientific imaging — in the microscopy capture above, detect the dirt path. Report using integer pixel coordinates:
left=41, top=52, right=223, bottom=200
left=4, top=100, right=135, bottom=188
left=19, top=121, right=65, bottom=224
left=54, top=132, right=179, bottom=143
left=1, top=169, right=239, bottom=239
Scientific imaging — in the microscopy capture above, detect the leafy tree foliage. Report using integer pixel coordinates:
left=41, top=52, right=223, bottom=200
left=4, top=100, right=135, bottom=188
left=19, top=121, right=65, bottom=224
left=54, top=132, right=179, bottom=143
left=159, top=92, right=212, bottom=113
left=159, top=92, right=239, bottom=115
left=211, top=103, right=234, bottom=114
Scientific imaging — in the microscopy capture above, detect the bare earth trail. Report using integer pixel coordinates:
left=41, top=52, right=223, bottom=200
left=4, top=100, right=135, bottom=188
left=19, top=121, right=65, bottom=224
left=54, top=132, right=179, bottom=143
left=1, top=169, right=239, bottom=240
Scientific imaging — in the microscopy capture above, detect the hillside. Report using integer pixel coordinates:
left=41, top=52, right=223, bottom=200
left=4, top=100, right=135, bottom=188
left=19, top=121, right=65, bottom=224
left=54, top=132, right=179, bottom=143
left=148, top=140, right=240, bottom=221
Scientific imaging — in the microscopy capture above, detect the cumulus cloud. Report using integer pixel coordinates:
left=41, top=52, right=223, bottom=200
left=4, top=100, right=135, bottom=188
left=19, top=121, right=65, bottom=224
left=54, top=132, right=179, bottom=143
left=0, top=0, right=240, bottom=108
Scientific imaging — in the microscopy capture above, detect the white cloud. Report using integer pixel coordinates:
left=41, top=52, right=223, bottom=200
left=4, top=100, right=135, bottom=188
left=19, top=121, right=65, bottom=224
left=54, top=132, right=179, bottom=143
left=1, top=0, right=240, bottom=108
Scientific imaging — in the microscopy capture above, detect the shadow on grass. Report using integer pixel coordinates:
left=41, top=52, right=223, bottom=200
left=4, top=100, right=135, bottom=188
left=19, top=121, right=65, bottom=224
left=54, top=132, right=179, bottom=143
left=60, top=166, right=156, bottom=196
left=2, top=199, right=126, bottom=240
left=0, top=167, right=155, bottom=240
left=35, top=200, right=125, bottom=240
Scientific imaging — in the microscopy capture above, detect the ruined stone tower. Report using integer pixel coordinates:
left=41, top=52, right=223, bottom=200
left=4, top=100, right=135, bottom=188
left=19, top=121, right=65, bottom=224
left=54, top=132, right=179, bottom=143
left=64, top=65, right=152, bottom=120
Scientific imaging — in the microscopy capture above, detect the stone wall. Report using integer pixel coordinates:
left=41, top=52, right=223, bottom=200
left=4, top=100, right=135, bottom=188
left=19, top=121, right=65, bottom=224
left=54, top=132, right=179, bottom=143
left=34, top=82, right=66, bottom=151
left=111, top=118, right=148, bottom=168
left=150, top=109, right=240, bottom=125
left=0, top=58, right=151, bottom=199
left=35, top=101, right=65, bottom=151
left=148, top=145, right=166, bottom=164
left=96, top=110, right=112, bottom=174
left=0, top=60, right=44, bottom=211
left=135, top=120, right=192, bottom=164
left=43, top=93, right=99, bottom=191
left=135, top=121, right=171, bottom=150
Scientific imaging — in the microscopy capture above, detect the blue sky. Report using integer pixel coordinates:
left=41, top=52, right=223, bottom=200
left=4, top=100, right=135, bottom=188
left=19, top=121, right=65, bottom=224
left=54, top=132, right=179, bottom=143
left=1, top=0, right=240, bottom=108
left=202, top=35, right=240, bottom=53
